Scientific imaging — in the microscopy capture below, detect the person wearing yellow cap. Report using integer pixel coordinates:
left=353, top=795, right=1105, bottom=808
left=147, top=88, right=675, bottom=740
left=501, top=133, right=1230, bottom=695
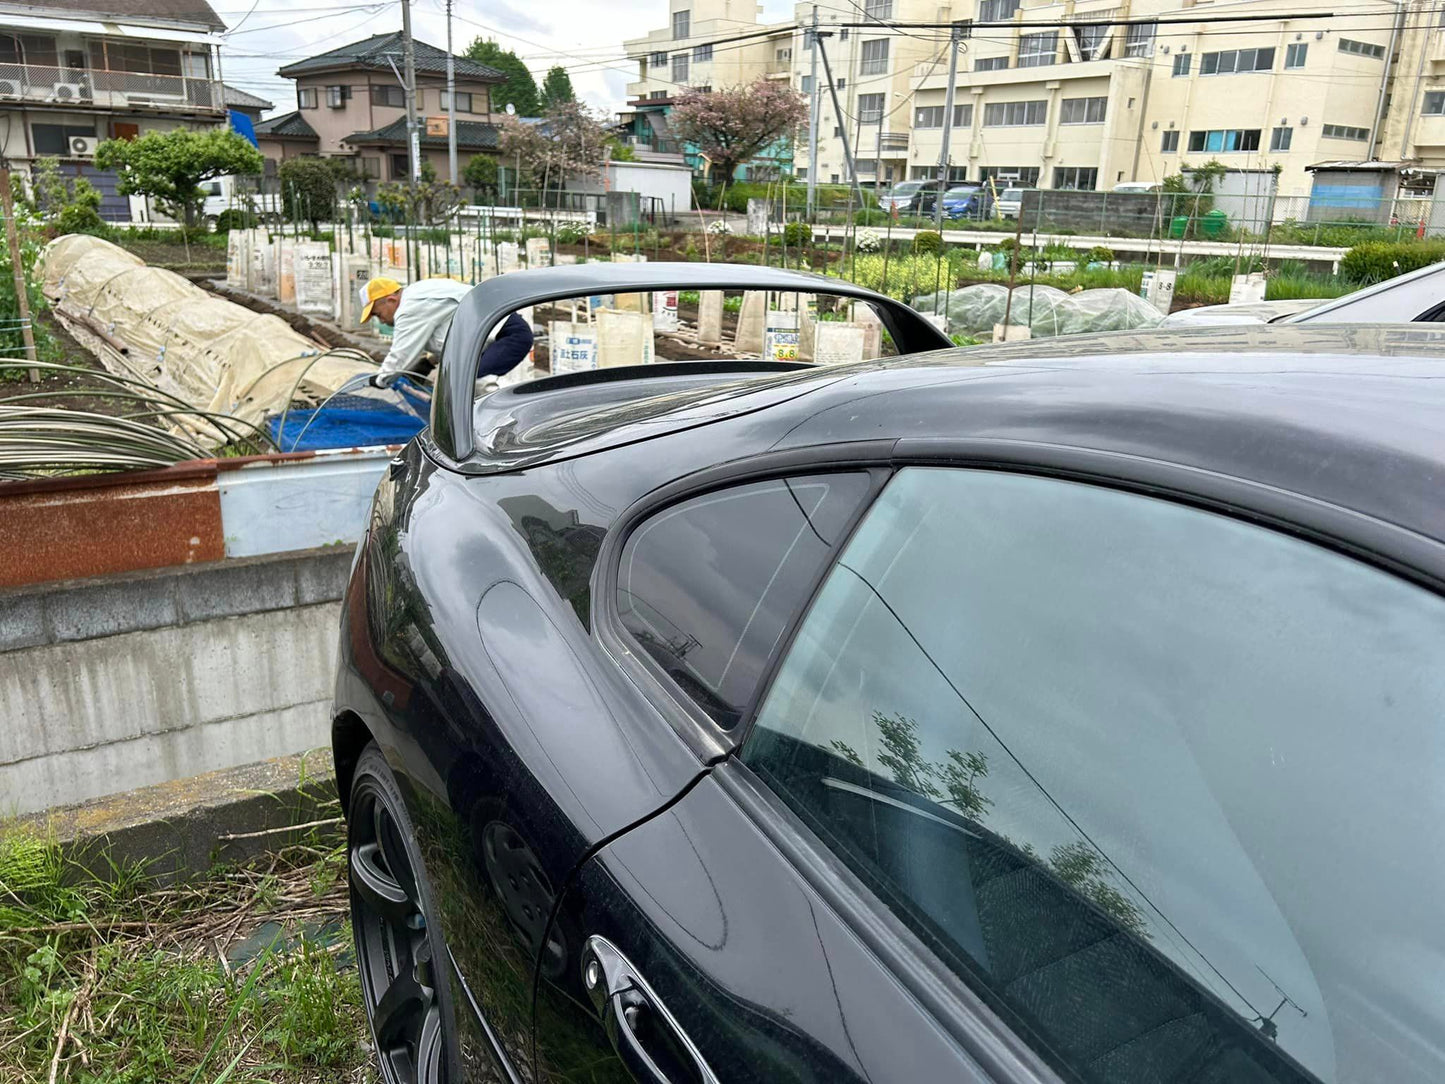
left=359, top=276, right=533, bottom=389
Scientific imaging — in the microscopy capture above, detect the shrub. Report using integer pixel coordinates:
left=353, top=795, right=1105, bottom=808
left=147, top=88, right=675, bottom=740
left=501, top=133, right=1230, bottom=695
left=555, top=222, right=589, bottom=245
left=782, top=220, right=811, bottom=246
left=214, top=208, right=251, bottom=233
left=855, top=228, right=882, bottom=253
left=912, top=230, right=943, bottom=256
left=706, top=219, right=733, bottom=235
left=1340, top=240, right=1445, bottom=284
left=1087, top=245, right=1115, bottom=264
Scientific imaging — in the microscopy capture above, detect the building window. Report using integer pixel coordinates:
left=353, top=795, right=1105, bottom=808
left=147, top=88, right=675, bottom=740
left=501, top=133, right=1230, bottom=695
left=326, top=84, right=350, bottom=108
left=0, top=33, right=58, bottom=66
left=1060, top=96, right=1107, bottom=124
left=839, top=29, right=848, bottom=40
left=651, top=50, right=668, bottom=66
left=693, top=84, right=711, bottom=93
left=836, top=77, right=846, bottom=88
left=298, top=87, right=318, bottom=109
left=441, top=91, right=473, bottom=113
left=978, top=0, right=1020, bottom=20
left=1270, top=126, right=1293, bottom=151
left=1187, top=128, right=1262, bottom=151
left=1285, top=42, right=1308, bottom=68
left=983, top=99, right=1048, bottom=127
left=32, top=123, right=94, bottom=156
left=1073, top=22, right=1110, bottom=61
left=1018, top=32, right=1057, bottom=67
left=775, top=47, right=791, bottom=64
left=390, top=153, right=409, bottom=179
left=693, top=42, right=712, bottom=61
left=860, top=38, right=890, bottom=75
left=1124, top=21, right=1155, bottom=57
left=672, top=9, right=690, bottom=39
left=1322, top=122, right=1369, bottom=140
left=954, top=102, right=972, bottom=126
left=976, top=55, right=1009, bottom=71
left=649, top=89, right=668, bottom=99
left=672, top=54, right=689, bottom=82
left=1172, top=52, right=1191, bottom=76
left=1338, top=37, right=1385, bottom=59
left=371, top=84, right=404, bottom=108
left=1054, top=166, right=1098, bottom=190
left=1424, top=90, right=1445, bottom=114
left=979, top=165, right=1040, bottom=185
left=361, top=156, right=380, bottom=178
left=858, top=92, right=885, bottom=124
left=801, top=74, right=814, bottom=93
left=796, top=166, right=808, bottom=180
left=1161, top=129, right=1180, bottom=152
left=1200, top=47, right=1275, bottom=75
left=830, top=173, right=840, bottom=183
left=88, top=41, right=181, bottom=75
left=864, top=0, right=892, bottom=17
left=915, top=105, right=945, bottom=128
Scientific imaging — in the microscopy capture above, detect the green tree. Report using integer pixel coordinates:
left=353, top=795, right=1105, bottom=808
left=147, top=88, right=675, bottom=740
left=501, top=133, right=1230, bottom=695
left=539, top=65, right=575, bottom=109
left=465, top=38, right=539, bottom=116
left=278, top=156, right=339, bottom=229
left=94, top=128, right=262, bottom=229
left=462, top=154, right=499, bottom=199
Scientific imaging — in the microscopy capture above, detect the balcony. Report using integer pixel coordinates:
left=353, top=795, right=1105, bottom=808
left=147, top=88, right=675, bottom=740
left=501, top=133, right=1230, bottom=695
left=865, top=131, right=909, bottom=154
left=0, top=64, right=223, bottom=113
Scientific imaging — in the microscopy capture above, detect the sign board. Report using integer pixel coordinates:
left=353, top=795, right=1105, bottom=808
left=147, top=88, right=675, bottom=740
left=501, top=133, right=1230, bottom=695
left=226, top=230, right=248, bottom=289
left=426, top=115, right=448, bottom=137
left=652, top=291, right=679, bottom=332
left=549, top=321, right=597, bottom=374
left=813, top=322, right=866, bottom=366
left=763, top=310, right=800, bottom=362
left=294, top=242, right=334, bottom=317
left=1139, top=268, right=1177, bottom=315
left=252, top=239, right=276, bottom=296
left=1229, top=272, right=1268, bottom=305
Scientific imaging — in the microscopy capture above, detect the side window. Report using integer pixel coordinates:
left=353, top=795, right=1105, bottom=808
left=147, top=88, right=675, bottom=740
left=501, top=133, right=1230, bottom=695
left=616, top=473, right=870, bottom=729
left=743, top=467, right=1445, bottom=1084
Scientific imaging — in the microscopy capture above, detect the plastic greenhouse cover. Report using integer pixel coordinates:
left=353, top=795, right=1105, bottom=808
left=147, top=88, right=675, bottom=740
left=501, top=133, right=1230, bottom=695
left=913, top=283, right=1165, bottom=339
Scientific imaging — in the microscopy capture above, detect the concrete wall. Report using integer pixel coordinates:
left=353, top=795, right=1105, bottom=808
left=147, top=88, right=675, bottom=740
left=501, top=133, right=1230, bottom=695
left=0, top=547, right=353, bottom=817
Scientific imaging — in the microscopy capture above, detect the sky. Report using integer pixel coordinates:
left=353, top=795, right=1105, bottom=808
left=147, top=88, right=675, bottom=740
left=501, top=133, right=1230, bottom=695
left=216, top=0, right=796, bottom=119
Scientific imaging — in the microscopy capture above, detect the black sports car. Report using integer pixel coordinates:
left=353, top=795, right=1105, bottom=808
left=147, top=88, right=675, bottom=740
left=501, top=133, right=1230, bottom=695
left=333, top=265, right=1445, bottom=1084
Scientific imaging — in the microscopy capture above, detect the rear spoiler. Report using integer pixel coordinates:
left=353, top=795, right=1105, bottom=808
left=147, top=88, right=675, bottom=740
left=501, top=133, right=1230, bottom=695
left=430, top=264, right=951, bottom=465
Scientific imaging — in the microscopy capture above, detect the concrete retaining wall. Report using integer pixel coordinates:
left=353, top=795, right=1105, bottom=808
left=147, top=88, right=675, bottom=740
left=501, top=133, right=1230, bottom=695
left=0, top=547, right=353, bottom=816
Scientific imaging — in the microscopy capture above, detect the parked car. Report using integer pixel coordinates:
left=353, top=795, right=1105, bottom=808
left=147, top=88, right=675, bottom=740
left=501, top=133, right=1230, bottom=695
left=336, top=264, right=1445, bottom=1084
left=879, top=179, right=947, bottom=215
left=1162, top=259, right=1445, bottom=326
left=1112, top=180, right=1162, bottom=194
left=940, top=184, right=994, bottom=221
left=995, top=185, right=1032, bottom=219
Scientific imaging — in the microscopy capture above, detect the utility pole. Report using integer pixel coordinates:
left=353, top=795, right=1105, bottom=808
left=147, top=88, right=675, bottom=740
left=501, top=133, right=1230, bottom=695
left=805, top=6, right=820, bottom=215
left=445, top=0, right=458, bottom=185
left=934, top=21, right=969, bottom=230
left=0, top=164, right=38, bottom=381
left=399, top=0, right=421, bottom=186
left=815, top=32, right=865, bottom=206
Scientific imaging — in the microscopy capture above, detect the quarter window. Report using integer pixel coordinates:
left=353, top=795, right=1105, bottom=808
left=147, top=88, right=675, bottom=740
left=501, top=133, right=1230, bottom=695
left=743, top=466, right=1445, bottom=1084
left=617, top=474, right=870, bottom=729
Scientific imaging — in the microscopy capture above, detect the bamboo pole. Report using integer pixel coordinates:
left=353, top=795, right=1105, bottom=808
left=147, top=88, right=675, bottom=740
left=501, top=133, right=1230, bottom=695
left=0, top=166, right=39, bottom=381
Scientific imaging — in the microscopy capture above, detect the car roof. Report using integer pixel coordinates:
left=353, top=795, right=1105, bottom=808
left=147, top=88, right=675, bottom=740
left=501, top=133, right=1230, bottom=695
left=767, top=323, right=1445, bottom=547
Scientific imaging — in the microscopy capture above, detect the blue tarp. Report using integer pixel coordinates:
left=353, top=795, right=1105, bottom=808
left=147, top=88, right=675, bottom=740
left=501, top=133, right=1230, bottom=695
left=229, top=110, right=259, bottom=148
left=267, top=379, right=430, bottom=451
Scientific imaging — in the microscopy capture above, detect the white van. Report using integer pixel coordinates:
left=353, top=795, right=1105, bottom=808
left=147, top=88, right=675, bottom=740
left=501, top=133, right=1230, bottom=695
left=1112, top=181, right=1162, bottom=194
left=201, top=175, right=281, bottom=224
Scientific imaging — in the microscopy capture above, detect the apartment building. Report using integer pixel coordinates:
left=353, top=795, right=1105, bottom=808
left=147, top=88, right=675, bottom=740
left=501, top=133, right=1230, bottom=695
left=621, top=0, right=796, bottom=174
left=0, top=0, right=228, bottom=219
left=1377, top=4, right=1445, bottom=173
left=260, top=33, right=505, bottom=182
left=898, top=0, right=1400, bottom=197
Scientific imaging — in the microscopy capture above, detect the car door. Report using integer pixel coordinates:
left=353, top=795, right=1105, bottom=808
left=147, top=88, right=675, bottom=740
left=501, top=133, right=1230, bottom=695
left=532, top=463, right=1445, bottom=1083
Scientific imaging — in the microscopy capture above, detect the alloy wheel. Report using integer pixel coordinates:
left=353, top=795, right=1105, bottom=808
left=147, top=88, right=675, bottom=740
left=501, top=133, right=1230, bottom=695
left=350, top=773, right=446, bottom=1084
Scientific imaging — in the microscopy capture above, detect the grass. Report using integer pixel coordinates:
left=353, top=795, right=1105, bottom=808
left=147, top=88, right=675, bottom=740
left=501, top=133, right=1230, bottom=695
left=0, top=824, right=375, bottom=1084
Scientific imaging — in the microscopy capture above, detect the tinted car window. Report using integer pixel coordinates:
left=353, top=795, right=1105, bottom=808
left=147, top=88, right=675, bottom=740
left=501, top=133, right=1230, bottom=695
left=617, top=473, right=869, bottom=729
left=744, top=467, right=1445, bottom=1084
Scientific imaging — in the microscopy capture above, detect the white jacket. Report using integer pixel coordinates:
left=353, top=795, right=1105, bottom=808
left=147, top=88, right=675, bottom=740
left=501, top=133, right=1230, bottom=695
left=377, top=278, right=479, bottom=378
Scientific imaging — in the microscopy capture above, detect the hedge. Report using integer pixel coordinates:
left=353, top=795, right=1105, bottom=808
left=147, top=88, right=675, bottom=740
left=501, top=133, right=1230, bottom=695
left=1340, top=240, right=1445, bottom=284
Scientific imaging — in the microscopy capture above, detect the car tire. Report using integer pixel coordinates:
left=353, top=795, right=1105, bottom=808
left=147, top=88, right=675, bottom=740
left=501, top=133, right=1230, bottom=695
left=348, top=742, right=458, bottom=1084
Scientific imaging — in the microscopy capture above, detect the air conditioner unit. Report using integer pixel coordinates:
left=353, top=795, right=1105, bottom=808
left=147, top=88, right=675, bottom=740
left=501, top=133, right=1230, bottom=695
left=0, top=79, right=17, bottom=97
left=51, top=82, right=85, bottom=101
left=69, top=136, right=98, bottom=157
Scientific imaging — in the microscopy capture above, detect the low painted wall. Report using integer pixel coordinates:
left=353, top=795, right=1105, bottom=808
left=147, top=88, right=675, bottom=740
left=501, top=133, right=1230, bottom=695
left=0, top=547, right=354, bottom=816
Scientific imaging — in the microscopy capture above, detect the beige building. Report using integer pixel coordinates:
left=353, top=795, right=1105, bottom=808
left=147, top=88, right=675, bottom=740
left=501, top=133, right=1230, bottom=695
left=899, top=0, right=1401, bottom=197
left=621, top=0, right=795, bottom=170
left=258, top=32, right=505, bottom=182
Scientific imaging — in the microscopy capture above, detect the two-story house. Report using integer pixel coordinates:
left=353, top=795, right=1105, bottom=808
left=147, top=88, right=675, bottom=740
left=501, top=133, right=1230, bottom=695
left=0, top=0, right=228, bottom=220
left=257, top=33, right=505, bottom=184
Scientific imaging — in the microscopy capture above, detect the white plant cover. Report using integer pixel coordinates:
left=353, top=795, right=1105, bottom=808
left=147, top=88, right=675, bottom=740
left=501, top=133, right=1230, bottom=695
left=39, top=235, right=374, bottom=443
left=913, top=283, right=1166, bottom=338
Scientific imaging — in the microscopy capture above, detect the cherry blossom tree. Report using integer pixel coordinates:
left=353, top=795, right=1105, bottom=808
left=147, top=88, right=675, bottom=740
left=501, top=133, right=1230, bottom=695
left=668, top=79, right=808, bottom=184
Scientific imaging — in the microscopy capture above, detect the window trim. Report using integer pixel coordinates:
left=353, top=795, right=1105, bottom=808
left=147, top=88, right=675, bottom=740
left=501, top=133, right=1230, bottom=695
left=594, top=443, right=896, bottom=760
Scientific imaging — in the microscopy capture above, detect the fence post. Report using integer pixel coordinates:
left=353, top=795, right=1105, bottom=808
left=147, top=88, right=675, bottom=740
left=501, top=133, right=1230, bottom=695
left=0, top=165, right=39, bottom=381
